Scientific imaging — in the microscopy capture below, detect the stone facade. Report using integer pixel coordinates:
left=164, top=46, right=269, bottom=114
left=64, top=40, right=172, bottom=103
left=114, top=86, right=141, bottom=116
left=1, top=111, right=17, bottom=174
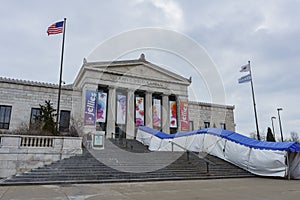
left=0, top=55, right=235, bottom=137
left=0, top=134, right=82, bottom=178
left=188, top=101, right=235, bottom=131
left=0, top=77, right=73, bottom=131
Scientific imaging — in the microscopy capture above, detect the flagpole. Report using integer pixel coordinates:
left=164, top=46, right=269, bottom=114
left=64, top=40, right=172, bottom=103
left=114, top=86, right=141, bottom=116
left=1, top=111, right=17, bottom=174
left=249, top=61, right=260, bottom=140
left=56, top=18, right=66, bottom=134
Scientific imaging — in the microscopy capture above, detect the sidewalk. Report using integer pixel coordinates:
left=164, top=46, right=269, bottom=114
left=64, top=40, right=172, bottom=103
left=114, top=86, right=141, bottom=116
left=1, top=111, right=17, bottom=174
left=0, top=178, right=299, bottom=200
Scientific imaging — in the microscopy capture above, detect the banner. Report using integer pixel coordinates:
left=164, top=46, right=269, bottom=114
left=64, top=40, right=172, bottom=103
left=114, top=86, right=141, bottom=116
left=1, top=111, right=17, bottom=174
left=153, top=99, right=161, bottom=127
left=116, top=94, right=126, bottom=124
left=169, top=101, right=177, bottom=128
left=135, top=97, right=145, bottom=126
left=84, top=90, right=97, bottom=125
left=238, top=74, right=252, bottom=84
left=180, top=102, right=189, bottom=131
left=96, top=92, right=107, bottom=123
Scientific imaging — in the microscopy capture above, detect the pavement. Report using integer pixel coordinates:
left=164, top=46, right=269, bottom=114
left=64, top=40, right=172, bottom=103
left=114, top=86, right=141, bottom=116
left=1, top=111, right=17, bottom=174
left=0, top=178, right=299, bottom=200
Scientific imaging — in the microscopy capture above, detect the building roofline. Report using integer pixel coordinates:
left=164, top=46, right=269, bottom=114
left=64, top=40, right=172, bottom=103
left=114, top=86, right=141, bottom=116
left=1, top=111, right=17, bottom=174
left=83, top=54, right=192, bottom=84
left=0, top=77, right=73, bottom=90
left=188, top=100, right=235, bottom=109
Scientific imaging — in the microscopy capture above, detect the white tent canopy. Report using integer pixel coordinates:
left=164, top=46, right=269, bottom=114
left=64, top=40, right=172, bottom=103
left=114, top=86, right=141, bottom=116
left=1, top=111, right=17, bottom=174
left=136, top=126, right=300, bottom=179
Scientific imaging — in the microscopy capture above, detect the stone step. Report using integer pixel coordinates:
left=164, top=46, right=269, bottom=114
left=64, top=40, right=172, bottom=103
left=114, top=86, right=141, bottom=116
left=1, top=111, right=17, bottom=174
left=1, top=139, right=254, bottom=185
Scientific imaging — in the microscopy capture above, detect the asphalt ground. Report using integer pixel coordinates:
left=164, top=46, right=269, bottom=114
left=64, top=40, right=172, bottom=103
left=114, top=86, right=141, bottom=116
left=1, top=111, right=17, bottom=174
left=0, top=177, right=299, bottom=200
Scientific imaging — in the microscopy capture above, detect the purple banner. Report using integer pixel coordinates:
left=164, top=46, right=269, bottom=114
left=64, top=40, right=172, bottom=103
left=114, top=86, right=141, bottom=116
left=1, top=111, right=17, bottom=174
left=117, top=94, right=127, bottom=124
left=84, top=90, right=97, bottom=125
left=96, top=92, right=107, bottom=123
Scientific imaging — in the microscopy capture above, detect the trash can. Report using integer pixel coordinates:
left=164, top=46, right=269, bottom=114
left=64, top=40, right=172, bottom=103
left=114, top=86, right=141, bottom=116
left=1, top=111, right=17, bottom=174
left=93, top=131, right=105, bottom=150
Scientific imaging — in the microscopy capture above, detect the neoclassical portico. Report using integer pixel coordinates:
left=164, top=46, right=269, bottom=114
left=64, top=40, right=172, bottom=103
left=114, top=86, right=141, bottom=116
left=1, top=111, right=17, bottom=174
left=0, top=55, right=235, bottom=135
left=72, top=54, right=191, bottom=138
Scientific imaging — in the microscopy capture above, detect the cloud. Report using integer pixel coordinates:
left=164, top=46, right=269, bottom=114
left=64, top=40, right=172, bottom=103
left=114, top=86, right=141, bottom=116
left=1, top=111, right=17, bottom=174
left=150, top=0, right=184, bottom=31
left=0, top=0, right=299, bottom=136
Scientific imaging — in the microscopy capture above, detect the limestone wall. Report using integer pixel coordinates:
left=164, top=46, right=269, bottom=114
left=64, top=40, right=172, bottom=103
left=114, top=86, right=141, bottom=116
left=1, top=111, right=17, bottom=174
left=0, top=134, right=82, bottom=178
left=188, top=101, right=235, bottom=131
left=0, top=78, right=73, bottom=131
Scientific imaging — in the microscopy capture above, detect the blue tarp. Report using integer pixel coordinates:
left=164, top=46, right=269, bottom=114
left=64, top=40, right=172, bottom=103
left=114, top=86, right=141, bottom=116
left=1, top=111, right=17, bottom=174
left=138, top=126, right=300, bottom=152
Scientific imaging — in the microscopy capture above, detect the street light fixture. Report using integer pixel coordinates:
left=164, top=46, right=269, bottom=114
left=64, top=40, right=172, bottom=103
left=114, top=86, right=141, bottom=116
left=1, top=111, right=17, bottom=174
left=277, top=108, right=283, bottom=142
left=271, top=116, right=276, bottom=140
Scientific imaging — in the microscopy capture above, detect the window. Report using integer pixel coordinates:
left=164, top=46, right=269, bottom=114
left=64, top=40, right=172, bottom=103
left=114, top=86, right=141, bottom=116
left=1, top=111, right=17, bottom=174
left=30, top=108, right=41, bottom=124
left=204, top=121, right=210, bottom=128
left=0, top=105, right=12, bottom=129
left=220, top=123, right=226, bottom=130
left=59, top=110, right=71, bottom=132
left=189, top=121, right=194, bottom=131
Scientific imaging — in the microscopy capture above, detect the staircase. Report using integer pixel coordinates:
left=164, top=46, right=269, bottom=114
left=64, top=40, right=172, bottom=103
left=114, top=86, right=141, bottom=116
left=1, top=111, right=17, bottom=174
left=0, top=139, right=254, bottom=185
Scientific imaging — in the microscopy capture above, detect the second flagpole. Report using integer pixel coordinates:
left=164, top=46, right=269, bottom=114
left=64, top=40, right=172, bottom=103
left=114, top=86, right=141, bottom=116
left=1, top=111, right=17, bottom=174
left=56, top=18, right=66, bottom=134
left=249, top=61, right=260, bottom=140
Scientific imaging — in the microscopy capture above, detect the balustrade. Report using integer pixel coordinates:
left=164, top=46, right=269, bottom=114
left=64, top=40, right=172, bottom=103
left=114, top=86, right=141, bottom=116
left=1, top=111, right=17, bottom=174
left=20, top=136, right=53, bottom=147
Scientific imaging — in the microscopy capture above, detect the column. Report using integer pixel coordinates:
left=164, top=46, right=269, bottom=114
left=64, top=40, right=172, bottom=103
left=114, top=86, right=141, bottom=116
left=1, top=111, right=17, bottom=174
left=162, top=94, right=170, bottom=133
left=145, top=91, right=153, bottom=128
left=106, top=86, right=116, bottom=137
left=126, top=89, right=135, bottom=139
left=176, top=95, right=185, bottom=132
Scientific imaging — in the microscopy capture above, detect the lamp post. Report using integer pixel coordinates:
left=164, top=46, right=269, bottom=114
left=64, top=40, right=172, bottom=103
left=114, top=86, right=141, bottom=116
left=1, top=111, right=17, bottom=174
left=271, top=116, right=276, bottom=140
left=277, top=108, right=283, bottom=142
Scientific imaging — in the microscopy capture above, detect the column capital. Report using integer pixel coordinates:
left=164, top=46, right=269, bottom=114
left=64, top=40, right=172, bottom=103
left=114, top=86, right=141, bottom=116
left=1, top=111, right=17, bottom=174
left=127, top=88, right=135, bottom=93
left=108, top=85, right=116, bottom=90
left=145, top=90, right=154, bottom=95
left=162, top=93, right=171, bottom=97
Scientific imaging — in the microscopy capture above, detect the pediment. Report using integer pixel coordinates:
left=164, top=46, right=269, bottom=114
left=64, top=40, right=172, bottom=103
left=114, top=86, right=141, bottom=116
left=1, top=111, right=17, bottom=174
left=92, top=60, right=191, bottom=85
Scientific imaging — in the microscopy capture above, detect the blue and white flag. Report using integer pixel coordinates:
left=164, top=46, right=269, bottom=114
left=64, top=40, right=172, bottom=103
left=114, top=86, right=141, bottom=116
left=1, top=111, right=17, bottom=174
left=238, top=74, right=252, bottom=84
left=240, top=63, right=250, bottom=72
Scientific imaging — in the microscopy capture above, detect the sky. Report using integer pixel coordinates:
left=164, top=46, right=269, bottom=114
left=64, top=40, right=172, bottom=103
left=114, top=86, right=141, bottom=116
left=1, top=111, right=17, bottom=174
left=1, top=0, right=299, bottom=139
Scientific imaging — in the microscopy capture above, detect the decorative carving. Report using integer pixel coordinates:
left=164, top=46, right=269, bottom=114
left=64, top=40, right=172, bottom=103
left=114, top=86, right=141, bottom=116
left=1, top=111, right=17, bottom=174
left=115, top=76, right=166, bottom=88
left=139, top=53, right=146, bottom=61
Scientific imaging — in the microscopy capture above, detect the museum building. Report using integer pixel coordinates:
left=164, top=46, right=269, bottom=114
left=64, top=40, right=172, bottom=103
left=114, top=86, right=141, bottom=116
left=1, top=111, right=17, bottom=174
left=0, top=54, right=235, bottom=138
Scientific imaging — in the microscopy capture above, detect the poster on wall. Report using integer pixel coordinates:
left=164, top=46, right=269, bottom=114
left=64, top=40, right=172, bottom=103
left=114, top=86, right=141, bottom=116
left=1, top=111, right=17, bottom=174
left=180, top=102, right=189, bottom=131
left=96, top=92, right=107, bottom=123
left=153, top=99, right=161, bottom=127
left=84, top=90, right=97, bottom=125
left=169, top=101, right=177, bottom=128
left=116, top=94, right=127, bottom=124
left=135, top=97, right=145, bottom=126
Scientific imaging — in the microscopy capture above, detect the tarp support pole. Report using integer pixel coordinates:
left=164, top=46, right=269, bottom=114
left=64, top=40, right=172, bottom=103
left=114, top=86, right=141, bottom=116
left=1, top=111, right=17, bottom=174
left=206, top=163, right=209, bottom=174
left=287, top=151, right=291, bottom=180
left=186, top=151, right=190, bottom=161
left=247, top=147, right=252, bottom=171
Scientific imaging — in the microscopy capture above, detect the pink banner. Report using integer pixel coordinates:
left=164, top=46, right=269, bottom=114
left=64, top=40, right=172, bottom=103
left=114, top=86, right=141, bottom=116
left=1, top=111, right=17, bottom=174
left=153, top=99, right=161, bottom=127
left=135, top=97, right=145, bottom=126
left=180, top=102, right=189, bottom=131
left=169, top=101, right=177, bottom=128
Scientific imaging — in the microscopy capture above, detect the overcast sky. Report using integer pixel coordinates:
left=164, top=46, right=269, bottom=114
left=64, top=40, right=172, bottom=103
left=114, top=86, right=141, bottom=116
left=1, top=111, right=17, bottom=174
left=1, top=0, right=299, bottom=139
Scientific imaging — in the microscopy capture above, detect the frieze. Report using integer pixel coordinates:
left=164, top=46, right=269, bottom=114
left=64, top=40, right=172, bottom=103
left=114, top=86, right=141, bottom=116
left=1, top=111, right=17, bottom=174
left=101, top=74, right=166, bottom=88
left=117, top=76, right=165, bottom=87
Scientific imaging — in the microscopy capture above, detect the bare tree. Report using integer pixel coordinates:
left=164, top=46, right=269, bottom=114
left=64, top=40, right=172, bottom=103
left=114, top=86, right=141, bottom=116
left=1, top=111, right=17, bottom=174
left=68, top=117, right=83, bottom=137
left=290, top=131, right=299, bottom=143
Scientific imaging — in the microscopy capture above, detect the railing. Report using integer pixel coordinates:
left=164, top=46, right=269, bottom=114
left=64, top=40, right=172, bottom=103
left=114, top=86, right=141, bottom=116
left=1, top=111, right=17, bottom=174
left=169, top=141, right=215, bottom=173
left=20, top=136, right=54, bottom=147
left=0, top=134, right=82, bottom=178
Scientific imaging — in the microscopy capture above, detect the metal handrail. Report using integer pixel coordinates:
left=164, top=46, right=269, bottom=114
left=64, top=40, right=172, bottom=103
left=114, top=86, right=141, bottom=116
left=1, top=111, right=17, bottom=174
left=169, top=141, right=215, bottom=173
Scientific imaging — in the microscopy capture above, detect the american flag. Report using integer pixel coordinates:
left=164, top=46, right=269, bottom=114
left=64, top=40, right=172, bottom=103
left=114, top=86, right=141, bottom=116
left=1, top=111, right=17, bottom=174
left=47, top=21, right=64, bottom=35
